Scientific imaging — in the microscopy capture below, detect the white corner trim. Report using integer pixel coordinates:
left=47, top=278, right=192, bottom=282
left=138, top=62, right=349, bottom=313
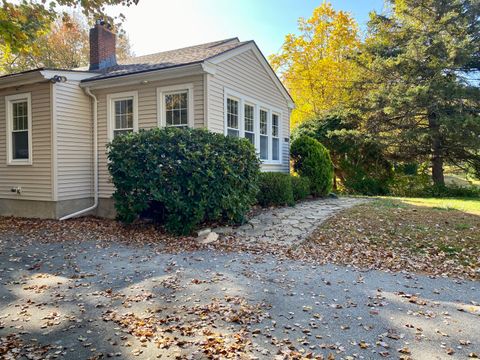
left=106, top=90, right=139, bottom=142
left=156, top=83, right=195, bottom=128
left=5, top=92, right=33, bottom=166
left=208, top=42, right=294, bottom=109
left=51, top=83, right=58, bottom=201
left=203, top=73, right=210, bottom=129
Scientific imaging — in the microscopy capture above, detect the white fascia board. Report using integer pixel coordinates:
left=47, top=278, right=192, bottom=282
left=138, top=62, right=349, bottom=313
left=201, top=61, right=217, bottom=75
left=208, top=42, right=295, bottom=109
left=80, top=63, right=205, bottom=90
left=40, top=70, right=97, bottom=82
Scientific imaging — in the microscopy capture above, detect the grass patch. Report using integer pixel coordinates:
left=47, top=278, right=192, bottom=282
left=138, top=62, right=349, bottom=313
left=294, top=197, right=480, bottom=280
left=382, top=196, right=480, bottom=215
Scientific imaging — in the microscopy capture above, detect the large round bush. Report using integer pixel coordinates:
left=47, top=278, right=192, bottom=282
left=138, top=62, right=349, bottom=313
left=107, top=128, right=261, bottom=235
left=290, top=135, right=334, bottom=196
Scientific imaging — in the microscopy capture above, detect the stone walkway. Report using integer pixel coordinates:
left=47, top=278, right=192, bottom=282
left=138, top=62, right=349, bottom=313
left=215, top=197, right=367, bottom=246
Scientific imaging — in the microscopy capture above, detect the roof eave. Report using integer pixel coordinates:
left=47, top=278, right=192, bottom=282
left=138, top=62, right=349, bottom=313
left=80, top=62, right=205, bottom=89
left=0, top=69, right=46, bottom=89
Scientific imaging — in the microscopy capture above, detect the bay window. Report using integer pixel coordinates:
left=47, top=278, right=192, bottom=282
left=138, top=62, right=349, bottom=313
left=224, top=89, right=282, bottom=163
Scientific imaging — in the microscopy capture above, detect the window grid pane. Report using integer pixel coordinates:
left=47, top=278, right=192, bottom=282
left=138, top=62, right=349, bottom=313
left=244, top=104, right=254, bottom=132
left=272, top=114, right=279, bottom=137
left=272, top=138, right=280, bottom=161
left=260, top=110, right=268, bottom=135
left=165, top=91, right=188, bottom=127
left=12, top=131, right=29, bottom=159
left=227, top=98, right=239, bottom=130
left=114, top=99, right=134, bottom=130
left=260, top=135, right=268, bottom=160
left=13, top=101, right=28, bottom=131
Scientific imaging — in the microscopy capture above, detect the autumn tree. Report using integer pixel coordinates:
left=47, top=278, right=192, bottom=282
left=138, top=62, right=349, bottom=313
left=270, top=2, right=360, bottom=127
left=1, top=13, right=133, bottom=74
left=355, top=0, right=480, bottom=185
left=0, top=0, right=138, bottom=74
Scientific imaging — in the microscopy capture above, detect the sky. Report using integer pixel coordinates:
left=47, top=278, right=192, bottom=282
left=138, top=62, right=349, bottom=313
left=107, top=0, right=385, bottom=58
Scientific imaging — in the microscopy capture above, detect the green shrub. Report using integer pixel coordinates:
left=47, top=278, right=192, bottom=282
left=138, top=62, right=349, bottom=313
left=107, top=128, right=261, bottom=235
left=257, top=172, right=294, bottom=207
left=290, top=135, right=334, bottom=197
left=291, top=176, right=310, bottom=201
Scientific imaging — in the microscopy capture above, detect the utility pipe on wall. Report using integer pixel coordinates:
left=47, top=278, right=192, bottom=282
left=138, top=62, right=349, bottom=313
left=60, top=87, right=98, bottom=220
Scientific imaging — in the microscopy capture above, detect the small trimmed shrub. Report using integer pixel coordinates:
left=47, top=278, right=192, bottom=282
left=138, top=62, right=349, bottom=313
left=291, top=176, right=310, bottom=201
left=290, top=136, right=334, bottom=197
left=107, top=128, right=261, bottom=235
left=257, top=172, right=294, bottom=207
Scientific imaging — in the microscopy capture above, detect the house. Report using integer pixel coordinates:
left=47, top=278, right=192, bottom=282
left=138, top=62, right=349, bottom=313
left=0, top=21, right=294, bottom=220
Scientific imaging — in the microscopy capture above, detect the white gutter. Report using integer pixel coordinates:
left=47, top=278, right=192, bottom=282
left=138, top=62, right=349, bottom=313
left=60, top=87, right=98, bottom=220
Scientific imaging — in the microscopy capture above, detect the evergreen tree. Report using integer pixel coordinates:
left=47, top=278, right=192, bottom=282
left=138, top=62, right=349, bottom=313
left=356, top=0, right=480, bottom=185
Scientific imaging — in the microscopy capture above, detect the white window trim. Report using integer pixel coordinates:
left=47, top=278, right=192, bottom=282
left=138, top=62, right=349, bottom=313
left=224, top=88, right=282, bottom=164
left=157, top=83, right=194, bottom=128
left=107, top=91, right=139, bottom=141
left=5, top=92, right=32, bottom=165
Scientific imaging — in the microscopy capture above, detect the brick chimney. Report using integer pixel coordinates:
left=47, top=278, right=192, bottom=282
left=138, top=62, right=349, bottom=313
left=89, top=20, right=117, bottom=71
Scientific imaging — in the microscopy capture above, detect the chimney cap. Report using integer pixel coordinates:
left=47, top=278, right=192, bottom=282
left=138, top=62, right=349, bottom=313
left=95, top=19, right=112, bottom=30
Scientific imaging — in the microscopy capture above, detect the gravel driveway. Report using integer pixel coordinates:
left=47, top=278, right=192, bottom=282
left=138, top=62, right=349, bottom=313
left=1, top=238, right=478, bottom=359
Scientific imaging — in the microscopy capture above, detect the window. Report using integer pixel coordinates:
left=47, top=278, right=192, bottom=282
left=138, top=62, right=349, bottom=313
left=226, top=98, right=239, bottom=137
left=259, top=109, right=269, bottom=160
left=244, top=104, right=255, bottom=145
left=224, top=89, right=282, bottom=163
left=114, top=99, right=134, bottom=137
left=165, top=91, right=188, bottom=127
left=6, top=93, right=32, bottom=165
left=157, top=84, right=194, bottom=128
left=272, top=113, right=280, bottom=161
left=108, top=91, right=138, bottom=141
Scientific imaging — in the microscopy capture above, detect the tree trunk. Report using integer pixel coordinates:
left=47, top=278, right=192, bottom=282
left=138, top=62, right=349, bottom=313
left=428, top=112, right=445, bottom=186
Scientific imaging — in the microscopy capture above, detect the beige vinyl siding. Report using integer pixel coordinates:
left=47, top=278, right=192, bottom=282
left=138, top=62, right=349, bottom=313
left=93, top=74, right=204, bottom=198
left=0, top=82, right=52, bottom=201
left=55, top=81, right=93, bottom=201
left=208, top=49, right=291, bottom=172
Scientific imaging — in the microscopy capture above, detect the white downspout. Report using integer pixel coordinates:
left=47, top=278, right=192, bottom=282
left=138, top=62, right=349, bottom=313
left=60, top=87, right=98, bottom=220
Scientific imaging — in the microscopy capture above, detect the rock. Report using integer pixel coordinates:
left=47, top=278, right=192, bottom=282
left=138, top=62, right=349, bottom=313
left=196, top=228, right=211, bottom=237
left=197, top=232, right=219, bottom=244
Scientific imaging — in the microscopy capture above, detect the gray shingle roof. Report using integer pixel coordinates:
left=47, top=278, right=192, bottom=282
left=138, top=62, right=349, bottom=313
left=82, top=38, right=249, bottom=82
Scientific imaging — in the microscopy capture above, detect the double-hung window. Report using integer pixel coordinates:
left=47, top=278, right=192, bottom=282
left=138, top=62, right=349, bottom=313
left=259, top=109, right=269, bottom=160
left=6, top=93, right=32, bottom=165
left=244, top=104, right=255, bottom=145
left=165, top=91, right=188, bottom=127
left=157, top=84, right=194, bottom=128
left=226, top=98, right=239, bottom=137
left=272, top=113, right=280, bottom=161
left=108, top=91, right=138, bottom=140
